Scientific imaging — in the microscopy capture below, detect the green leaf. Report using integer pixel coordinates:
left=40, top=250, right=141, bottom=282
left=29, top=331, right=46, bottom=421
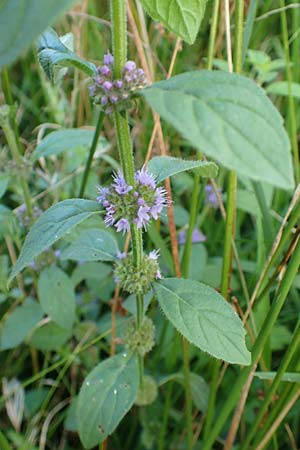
left=77, top=354, right=139, bottom=448
left=29, top=321, right=72, bottom=350
left=38, top=267, right=76, bottom=330
left=154, top=278, right=251, bottom=365
left=254, top=372, right=300, bottom=383
left=140, top=71, right=294, bottom=190
left=139, top=0, right=207, bottom=45
left=37, top=28, right=97, bottom=81
left=0, top=0, right=78, bottom=68
left=9, top=199, right=102, bottom=283
left=159, top=372, right=209, bottom=412
left=32, top=128, right=109, bottom=161
left=71, top=262, right=112, bottom=287
left=267, top=81, right=300, bottom=99
left=147, top=156, right=218, bottom=183
left=0, top=300, right=43, bottom=350
left=61, top=229, right=118, bottom=262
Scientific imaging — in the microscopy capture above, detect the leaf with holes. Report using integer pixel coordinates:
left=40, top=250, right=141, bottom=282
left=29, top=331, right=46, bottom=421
left=9, top=199, right=102, bottom=283
left=77, top=354, right=139, bottom=448
left=147, top=156, right=218, bottom=183
left=140, top=71, right=294, bottom=190
left=139, top=0, right=207, bottom=44
left=38, top=267, right=76, bottom=330
left=154, top=278, right=251, bottom=365
left=61, top=228, right=118, bottom=262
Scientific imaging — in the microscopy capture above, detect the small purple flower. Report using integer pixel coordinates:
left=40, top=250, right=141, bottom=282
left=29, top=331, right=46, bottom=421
left=149, top=249, right=160, bottom=260
left=99, top=65, right=111, bottom=76
left=114, top=80, right=123, bottom=89
left=135, top=167, right=156, bottom=189
left=156, top=270, right=162, bottom=279
left=205, top=184, right=221, bottom=209
left=101, top=96, right=108, bottom=105
left=88, top=85, right=96, bottom=95
left=104, top=213, right=116, bottom=227
left=110, top=94, right=119, bottom=103
left=103, top=52, right=114, bottom=65
left=115, top=218, right=130, bottom=234
left=54, top=249, right=61, bottom=258
left=103, top=80, right=113, bottom=91
left=117, top=251, right=127, bottom=259
left=124, top=60, right=136, bottom=72
left=112, top=172, right=133, bottom=195
left=96, top=186, right=110, bottom=203
left=134, top=205, right=151, bottom=228
left=29, top=260, right=38, bottom=270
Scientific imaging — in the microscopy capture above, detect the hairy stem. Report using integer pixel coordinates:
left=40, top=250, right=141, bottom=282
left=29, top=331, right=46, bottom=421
left=110, top=0, right=144, bottom=386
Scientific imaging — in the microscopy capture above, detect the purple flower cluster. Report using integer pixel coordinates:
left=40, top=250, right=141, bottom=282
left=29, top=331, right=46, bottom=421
left=205, top=184, right=221, bottom=209
left=97, top=167, right=167, bottom=234
left=89, top=52, right=147, bottom=114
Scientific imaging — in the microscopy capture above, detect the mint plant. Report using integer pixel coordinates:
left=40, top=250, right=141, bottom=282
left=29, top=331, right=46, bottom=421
left=1, top=1, right=300, bottom=450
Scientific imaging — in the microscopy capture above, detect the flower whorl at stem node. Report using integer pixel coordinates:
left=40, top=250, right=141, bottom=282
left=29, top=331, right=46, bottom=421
left=88, top=51, right=147, bottom=114
left=114, top=250, right=161, bottom=295
left=124, top=316, right=155, bottom=357
left=97, top=168, right=168, bottom=233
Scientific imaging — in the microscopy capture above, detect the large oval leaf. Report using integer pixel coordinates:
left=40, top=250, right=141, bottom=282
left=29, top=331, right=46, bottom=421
left=77, top=354, right=139, bottom=448
left=140, top=71, right=294, bottom=190
left=32, top=128, right=109, bottom=161
left=9, top=199, right=102, bottom=283
left=0, top=0, right=78, bottom=68
left=139, top=0, right=207, bottom=45
left=38, top=267, right=76, bottom=330
left=147, top=156, right=218, bottom=183
left=154, top=278, right=251, bottom=365
left=61, top=228, right=118, bottom=262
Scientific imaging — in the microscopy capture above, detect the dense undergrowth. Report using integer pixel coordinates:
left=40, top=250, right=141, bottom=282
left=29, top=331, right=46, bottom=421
left=1, top=1, right=300, bottom=449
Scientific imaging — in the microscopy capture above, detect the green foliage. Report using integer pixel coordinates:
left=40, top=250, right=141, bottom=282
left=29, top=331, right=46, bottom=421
left=139, top=0, right=207, bottom=44
left=147, top=156, right=218, bottom=183
left=267, top=81, right=300, bottom=99
left=37, top=28, right=97, bottom=81
left=159, top=372, right=209, bottom=412
left=0, top=0, right=78, bottom=67
left=0, top=300, right=43, bottom=350
left=77, top=354, right=139, bottom=448
left=29, top=321, right=72, bottom=350
left=32, top=128, right=109, bottom=161
left=154, top=278, right=251, bottom=365
left=255, top=372, right=300, bottom=383
left=9, top=199, right=102, bottom=282
left=61, top=228, right=118, bottom=262
left=140, top=71, right=294, bottom=189
left=38, top=266, right=76, bottom=330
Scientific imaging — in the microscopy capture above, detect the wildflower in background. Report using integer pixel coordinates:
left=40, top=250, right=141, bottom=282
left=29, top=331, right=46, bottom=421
left=205, top=184, right=222, bottom=209
left=97, top=168, right=167, bottom=234
left=114, top=250, right=162, bottom=294
left=16, top=204, right=42, bottom=228
left=88, top=51, right=147, bottom=114
left=178, top=227, right=207, bottom=245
